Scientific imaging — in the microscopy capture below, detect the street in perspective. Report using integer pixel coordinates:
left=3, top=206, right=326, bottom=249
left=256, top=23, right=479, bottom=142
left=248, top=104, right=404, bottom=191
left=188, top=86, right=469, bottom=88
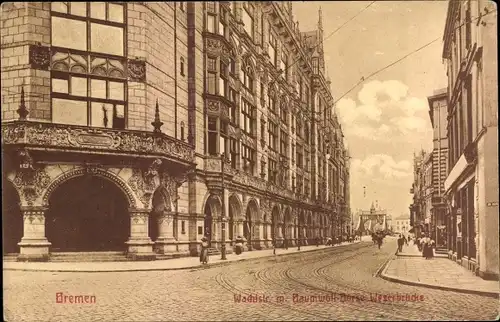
left=2, top=1, right=499, bottom=321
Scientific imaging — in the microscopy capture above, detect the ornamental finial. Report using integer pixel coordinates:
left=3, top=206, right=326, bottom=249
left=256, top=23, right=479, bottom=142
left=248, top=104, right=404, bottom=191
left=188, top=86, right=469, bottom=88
left=17, top=86, right=29, bottom=120
left=151, top=99, right=164, bottom=134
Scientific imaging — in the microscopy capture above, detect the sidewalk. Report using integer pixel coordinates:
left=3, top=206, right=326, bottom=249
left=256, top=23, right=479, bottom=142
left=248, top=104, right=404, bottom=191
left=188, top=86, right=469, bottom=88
left=381, top=245, right=500, bottom=297
left=3, top=241, right=361, bottom=273
left=396, top=242, right=447, bottom=258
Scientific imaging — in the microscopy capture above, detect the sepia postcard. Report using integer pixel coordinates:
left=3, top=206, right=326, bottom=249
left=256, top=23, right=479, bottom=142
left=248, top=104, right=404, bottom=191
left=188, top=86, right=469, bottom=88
left=2, top=1, right=499, bottom=321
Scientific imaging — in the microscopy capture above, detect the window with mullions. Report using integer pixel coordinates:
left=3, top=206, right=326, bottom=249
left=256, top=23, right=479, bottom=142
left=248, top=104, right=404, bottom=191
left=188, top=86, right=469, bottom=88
left=296, top=143, right=303, bottom=168
left=296, top=117, right=303, bottom=138
left=268, top=158, right=277, bottom=184
left=219, top=61, right=227, bottom=97
left=206, top=116, right=229, bottom=156
left=242, top=3, right=254, bottom=39
left=241, top=65, right=254, bottom=92
left=242, top=144, right=256, bottom=175
left=280, top=129, right=288, bottom=156
left=50, top=2, right=126, bottom=129
left=268, top=121, right=278, bottom=151
left=206, top=57, right=217, bottom=95
left=227, top=87, right=237, bottom=124
left=269, top=30, right=277, bottom=66
left=229, top=138, right=239, bottom=169
left=280, top=51, right=288, bottom=79
left=268, top=91, right=277, bottom=115
left=240, top=99, right=256, bottom=137
left=280, top=102, right=288, bottom=125
left=219, top=6, right=227, bottom=37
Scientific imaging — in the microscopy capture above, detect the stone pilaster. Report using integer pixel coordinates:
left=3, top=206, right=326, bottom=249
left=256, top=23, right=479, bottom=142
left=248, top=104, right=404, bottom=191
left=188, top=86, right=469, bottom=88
left=266, top=223, right=272, bottom=248
left=126, top=209, right=155, bottom=261
left=17, top=206, right=51, bottom=262
left=155, top=212, right=178, bottom=254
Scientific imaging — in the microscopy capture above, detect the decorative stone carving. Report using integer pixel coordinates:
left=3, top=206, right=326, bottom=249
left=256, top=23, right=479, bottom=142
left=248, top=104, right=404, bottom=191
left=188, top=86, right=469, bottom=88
left=128, top=59, right=146, bottom=82
left=29, top=43, right=50, bottom=70
left=13, top=150, right=51, bottom=206
left=1, top=122, right=195, bottom=165
left=128, top=159, right=162, bottom=208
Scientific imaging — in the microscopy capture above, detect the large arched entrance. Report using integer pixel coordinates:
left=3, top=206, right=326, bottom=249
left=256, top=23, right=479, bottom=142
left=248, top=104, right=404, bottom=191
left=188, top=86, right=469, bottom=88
left=283, top=207, right=291, bottom=242
left=271, top=206, right=280, bottom=242
left=2, top=178, right=23, bottom=254
left=228, top=195, right=241, bottom=242
left=203, top=195, right=221, bottom=247
left=244, top=199, right=258, bottom=250
left=46, top=175, right=130, bottom=252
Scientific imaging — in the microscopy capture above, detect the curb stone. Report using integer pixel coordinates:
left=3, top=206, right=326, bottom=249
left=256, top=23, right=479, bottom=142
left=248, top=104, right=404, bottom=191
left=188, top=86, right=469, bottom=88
left=379, top=259, right=499, bottom=298
left=4, top=241, right=364, bottom=273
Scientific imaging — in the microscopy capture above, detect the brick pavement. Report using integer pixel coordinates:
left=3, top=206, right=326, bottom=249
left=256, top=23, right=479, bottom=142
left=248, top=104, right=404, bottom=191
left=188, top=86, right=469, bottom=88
left=3, top=241, right=359, bottom=272
left=4, top=239, right=498, bottom=321
left=382, top=251, right=500, bottom=296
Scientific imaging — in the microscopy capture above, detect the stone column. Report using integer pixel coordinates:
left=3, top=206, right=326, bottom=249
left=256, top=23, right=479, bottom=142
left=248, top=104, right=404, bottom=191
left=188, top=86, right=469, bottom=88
left=237, top=220, right=244, bottom=238
left=155, top=212, right=177, bottom=254
left=18, top=206, right=51, bottom=262
left=303, top=226, right=308, bottom=245
left=258, top=222, right=266, bottom=249
left=126, top=209, right=155, bottom=260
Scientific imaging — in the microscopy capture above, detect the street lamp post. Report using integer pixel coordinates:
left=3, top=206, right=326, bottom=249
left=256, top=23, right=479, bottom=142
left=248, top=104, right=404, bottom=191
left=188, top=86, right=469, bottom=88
left=298, top=221, right=301, bottom=251
left=221, top=153, right=227, bottom=260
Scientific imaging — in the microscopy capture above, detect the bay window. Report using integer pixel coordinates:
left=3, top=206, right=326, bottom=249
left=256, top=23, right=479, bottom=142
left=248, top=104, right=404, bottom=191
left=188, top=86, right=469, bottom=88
left=50, top=2, right=126, bottom=129
left=206, top=56, right=217, bottom=94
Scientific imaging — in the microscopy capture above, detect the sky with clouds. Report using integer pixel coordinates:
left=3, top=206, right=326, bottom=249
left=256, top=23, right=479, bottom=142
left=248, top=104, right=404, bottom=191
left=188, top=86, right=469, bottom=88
left=293, top=1, right=448, bottom=218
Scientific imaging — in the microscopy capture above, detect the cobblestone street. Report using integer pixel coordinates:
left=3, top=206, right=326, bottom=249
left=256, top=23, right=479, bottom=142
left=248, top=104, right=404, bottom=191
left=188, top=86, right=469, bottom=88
left=4, top=240, right=498, bottom=321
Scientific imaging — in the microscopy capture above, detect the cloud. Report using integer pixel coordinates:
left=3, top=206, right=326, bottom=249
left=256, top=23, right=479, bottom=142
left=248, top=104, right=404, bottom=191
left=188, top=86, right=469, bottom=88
left=351, top=154, right=412, bottom=179
left=336, top=80, right=431, bottom=140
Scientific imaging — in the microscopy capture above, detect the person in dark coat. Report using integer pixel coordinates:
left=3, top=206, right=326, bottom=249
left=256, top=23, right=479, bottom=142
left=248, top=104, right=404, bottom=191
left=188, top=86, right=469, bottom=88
left=396, top=234, right=404, bottom=254
left=200, top=236, right=209, bottom=264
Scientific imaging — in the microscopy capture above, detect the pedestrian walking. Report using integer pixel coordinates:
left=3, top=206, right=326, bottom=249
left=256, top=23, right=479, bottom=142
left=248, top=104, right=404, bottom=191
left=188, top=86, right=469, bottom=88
left=200, top=236, right=209, bottom=264
left=396, top=234, right=404, bottom=254
left=403, top=234, right=408, bottom=246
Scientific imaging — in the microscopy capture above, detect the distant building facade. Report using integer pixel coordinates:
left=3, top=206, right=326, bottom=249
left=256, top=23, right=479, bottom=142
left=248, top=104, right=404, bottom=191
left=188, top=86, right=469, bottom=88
left=441, top=0, right=498, bottom=279
left=355, top=202, right=389, bottom=235
left=393, top=216, right=411, bottom=235
left=427, top=89, right=449, bottom=248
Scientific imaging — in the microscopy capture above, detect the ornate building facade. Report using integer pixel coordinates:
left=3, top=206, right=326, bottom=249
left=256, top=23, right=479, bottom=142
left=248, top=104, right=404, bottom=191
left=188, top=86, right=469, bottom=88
left=427, top=89, right=449, bottom=248
left=2, top=2, right=194, bottom=261
left=409, top=150, right=427, bottom=238
left=195, top=2, right=350, bottom=252
left=441, top=0, right=498, bottom=279
left=1, top=2, right=350, bottom=261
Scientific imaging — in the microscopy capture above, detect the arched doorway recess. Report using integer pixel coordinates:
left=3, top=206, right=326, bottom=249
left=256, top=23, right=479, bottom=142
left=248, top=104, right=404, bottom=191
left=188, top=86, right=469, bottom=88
left=244, top=199, right=258, bottom=250
left=203, top=195, right=221, bottom=247
left=46, top=175, right=130, bottom=252
left=2, top=178, right=23, bottom=254
left=228, top=195, right=241, bottom=243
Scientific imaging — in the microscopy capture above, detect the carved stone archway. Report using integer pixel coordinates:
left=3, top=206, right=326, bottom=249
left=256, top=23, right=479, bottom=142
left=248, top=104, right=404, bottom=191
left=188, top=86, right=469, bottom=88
left=42, top=167, right=137, bottom=209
